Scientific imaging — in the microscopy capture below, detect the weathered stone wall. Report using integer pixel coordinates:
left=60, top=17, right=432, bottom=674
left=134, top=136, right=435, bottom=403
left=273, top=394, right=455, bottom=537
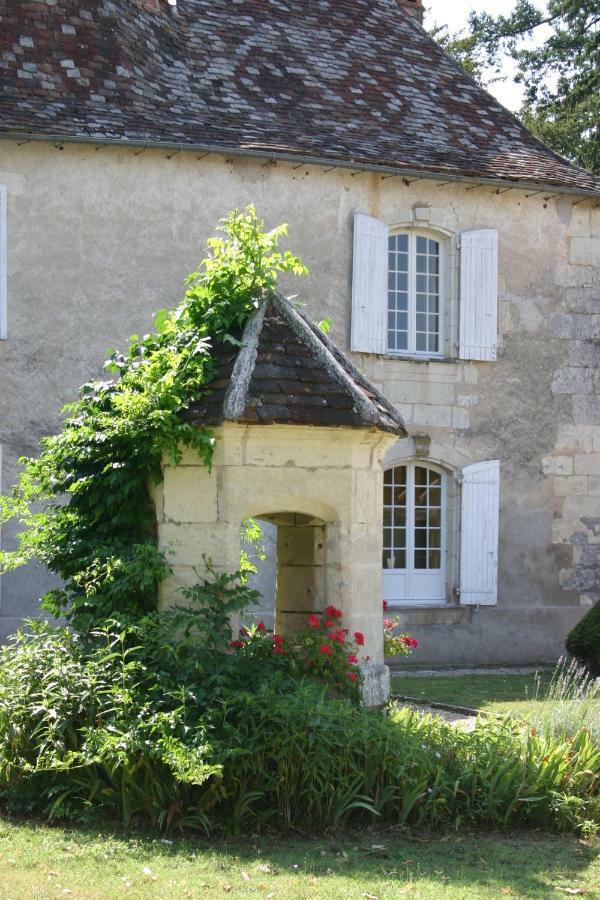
left=0, top=140, right=598, bottom=664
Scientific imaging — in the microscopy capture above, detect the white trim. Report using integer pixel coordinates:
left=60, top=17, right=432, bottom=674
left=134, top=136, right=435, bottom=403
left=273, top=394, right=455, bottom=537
left=0, top=185, right=6, bottom=339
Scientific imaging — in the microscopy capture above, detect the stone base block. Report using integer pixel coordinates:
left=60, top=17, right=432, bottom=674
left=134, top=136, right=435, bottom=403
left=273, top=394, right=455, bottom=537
left=361, top=663, right=390, bottom=707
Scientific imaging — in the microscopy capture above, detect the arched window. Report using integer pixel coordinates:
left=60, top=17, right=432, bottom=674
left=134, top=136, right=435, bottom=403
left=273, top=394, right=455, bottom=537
left=383, top=461, right=446, bottom=603
left=388, top=231, right=443, bottom=356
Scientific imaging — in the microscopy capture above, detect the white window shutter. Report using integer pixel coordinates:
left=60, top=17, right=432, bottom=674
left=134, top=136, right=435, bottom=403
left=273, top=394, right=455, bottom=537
left=459, top=460, right=500, bottom=606
left=0, top=185, right=6, bottom=340
left=350, top=212, right=388, bottom=354
left=459, top=229, right=498, bottom=361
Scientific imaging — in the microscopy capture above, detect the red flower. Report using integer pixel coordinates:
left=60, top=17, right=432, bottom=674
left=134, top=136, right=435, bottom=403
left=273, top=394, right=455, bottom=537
left=347, top=672, right=358, bottom=683
left=353, top=631, right=365, bottom=646
left=383, top=618, right=394, bottom=630
left=230, top=640, right=244, bottom=649
left=272, top=645, right=285, bottom=657
left=257, top=622, right=266, bottom=632
left=324, top=619, right=335, bottom=628
left=347, top=654, right=358, bottom=664
left=330, top=629, right=346, bottom=644
left=307, top=614, right=320, bottom=629
left=273, top=634, right=284, bottom=646
left=402, top=636, right=419, bottom=649
left=319, top=643, right=333, bottom=657
left=383, top=600, right=389, bottom=611
left=325, top=606, right=343, bottom=619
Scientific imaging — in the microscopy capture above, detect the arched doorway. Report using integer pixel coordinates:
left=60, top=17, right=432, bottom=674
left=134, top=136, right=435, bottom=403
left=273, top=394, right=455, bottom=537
left=243, top=511, right=327, bottom=635
left=383, top=461, right=446, bottom=604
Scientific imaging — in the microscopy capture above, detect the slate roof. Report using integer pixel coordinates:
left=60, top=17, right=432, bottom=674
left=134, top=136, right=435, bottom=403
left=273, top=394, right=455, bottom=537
left=184, top=293, right=407, bottom=435
left=2, top=0, right=599, bottom=196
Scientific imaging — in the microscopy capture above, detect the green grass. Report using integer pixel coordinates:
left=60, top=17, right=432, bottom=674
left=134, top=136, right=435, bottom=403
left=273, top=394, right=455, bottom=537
left=0, top=818, right=598, bottom=899
left=391, top=672, right=558, bottom=716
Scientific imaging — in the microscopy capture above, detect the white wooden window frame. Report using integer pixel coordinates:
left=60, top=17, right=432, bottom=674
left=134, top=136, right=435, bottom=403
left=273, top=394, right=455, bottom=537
left=383, top=460, right=448, bottom=607
left=387, top=227, right=447, bottom=360
left=0, top=185, right=6, bottom=340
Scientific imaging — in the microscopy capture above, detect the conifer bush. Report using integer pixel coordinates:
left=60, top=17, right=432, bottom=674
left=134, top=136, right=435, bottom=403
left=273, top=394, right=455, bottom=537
left=566, top=601, right=600, bottom=677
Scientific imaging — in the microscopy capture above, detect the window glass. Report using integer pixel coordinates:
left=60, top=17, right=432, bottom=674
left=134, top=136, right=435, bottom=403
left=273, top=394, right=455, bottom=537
left=388, top=232, right=441, bottom=356
left=384, top=463, right=444, bottom=572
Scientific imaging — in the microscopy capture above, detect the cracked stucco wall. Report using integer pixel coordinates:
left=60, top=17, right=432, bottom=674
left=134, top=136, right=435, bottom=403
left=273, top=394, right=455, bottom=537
left=0, top=140, right=598, bottom=664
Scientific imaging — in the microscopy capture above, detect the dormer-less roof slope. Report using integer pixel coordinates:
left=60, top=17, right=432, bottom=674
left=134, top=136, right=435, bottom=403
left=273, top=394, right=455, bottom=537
left=2, top=0, right=598, bottom=196
left=184, top=293, right=407, bottom=436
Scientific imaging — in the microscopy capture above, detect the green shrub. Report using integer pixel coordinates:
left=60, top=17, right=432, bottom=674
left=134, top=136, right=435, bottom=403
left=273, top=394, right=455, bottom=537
left=566, top=601, right=600, bottom=677
left=1, top=617, right=598, bottom=836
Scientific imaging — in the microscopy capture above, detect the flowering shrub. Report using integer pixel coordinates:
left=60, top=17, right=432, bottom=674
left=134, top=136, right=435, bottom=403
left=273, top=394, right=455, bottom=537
left=231, top=607, right=366, bottom=700
left=382, top=600, right=419, bottom=658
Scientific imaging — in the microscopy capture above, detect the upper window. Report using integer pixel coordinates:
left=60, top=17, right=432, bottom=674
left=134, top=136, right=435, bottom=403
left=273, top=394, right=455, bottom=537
left=351, top=213, right=499, bottom=363
left=388, top=232, right=442, bottom=356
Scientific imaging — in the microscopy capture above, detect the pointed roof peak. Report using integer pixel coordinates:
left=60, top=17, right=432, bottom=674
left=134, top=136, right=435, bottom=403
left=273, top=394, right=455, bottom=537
left=185, top=293, right=406, bottom=436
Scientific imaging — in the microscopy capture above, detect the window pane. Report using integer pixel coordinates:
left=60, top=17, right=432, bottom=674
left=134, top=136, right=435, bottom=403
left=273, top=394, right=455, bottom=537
left=394, top=527, right=406, bottom=549
left=428, top=334, right=439, bottom=353
left=383, top=551, right=394, bottom=569
left=416, top=274, right=427, bottom=293
left=416, top=253, right=427, bottom=273
left=429, top=508, right=441, bottom=529
left=415, top=528, right=427, bottom=549
left=383, top=528, right=392, bottom=547
left=394, top=507, right=407, bottom=528
left=428, top=549, right=441, bottom=569
left=398, top=234, right=409, bottom=253
left=428, top=486, right=441, bottom=507
left=383, top=486, right=392, bottom=506
left=414, top=507, right=427, bottom=527
left=398, top=273, right=408, bottom=292
left=388, top=332, right=396, bottom=350
left=397, top=332, right=408, bottom=351
left=415, top=467, right=428, bottom=485
left=416, top=312, right=427, bottom=331
left=393, top=485, right=407, bottom=506
left=429, top=469, right=442, bottom=486
left=394, top=550, right=406, bottom=569
left=416, top=333, right=427, bottom=352
left=415, top=549, right=427, bottom=569
left=384, top=508, right=392, bottom=528
left=429, top=530, right=441, bottom=549
left=416, top=236, right=428, bottom=254
left=428, top=238, right=439, bottom=255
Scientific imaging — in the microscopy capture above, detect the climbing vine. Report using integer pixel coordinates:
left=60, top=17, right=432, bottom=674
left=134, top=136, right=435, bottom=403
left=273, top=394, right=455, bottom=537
left=0, top=208, right=307, bottom=631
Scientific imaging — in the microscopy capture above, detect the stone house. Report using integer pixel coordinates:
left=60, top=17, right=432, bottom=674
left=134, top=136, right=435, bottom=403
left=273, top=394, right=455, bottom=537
left=0, top=0, right=599, bottom=666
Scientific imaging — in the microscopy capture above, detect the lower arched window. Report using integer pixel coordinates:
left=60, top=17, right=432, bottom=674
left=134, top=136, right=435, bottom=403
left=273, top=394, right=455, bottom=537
left=383, top=462, right=446, bottom=603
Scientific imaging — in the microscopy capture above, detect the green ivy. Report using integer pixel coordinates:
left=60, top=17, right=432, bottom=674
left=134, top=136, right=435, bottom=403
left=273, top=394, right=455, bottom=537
left=0, top=207, right=307, bottom=632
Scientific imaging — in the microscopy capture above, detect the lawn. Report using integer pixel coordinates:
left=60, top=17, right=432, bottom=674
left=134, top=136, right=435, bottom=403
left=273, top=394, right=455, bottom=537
left=390, top=672, right=558, bottom=716
left=0, top=818, right=598, bottom=899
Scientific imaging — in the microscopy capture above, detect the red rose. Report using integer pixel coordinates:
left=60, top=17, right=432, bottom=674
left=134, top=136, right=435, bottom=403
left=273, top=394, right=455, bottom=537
left=330, top=629, right=346, bottom=644
left=383, top=618, right=394, bottom=630
left=307, top=614, right=320, bottom=629
left=347, top=672, right=358, bottom=683
left=272, top=646, right=285, bottom=657
left=383, top=600, right=389, bottom=611
left=353, top=631, right=365, bottom=646
left=230, top=640, right=244, bottom=649
left=319, top=644, right=333, bottom=656
left=257, top=622, right=266, bottom=632
left=402, top=636, right=419, bottom=648
left=324, top=619, right=335, bottom=628
left=347, top=654, right=358, bottom=664
left=325, top=606, right=343, bottom=619
left=273, top=634, right=284, bottom=646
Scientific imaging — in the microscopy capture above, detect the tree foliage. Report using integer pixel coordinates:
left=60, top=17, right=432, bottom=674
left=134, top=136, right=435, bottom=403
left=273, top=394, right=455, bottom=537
left=0, top=208, right=307, bottom=631
left=431, top=1, right=600, bottom=174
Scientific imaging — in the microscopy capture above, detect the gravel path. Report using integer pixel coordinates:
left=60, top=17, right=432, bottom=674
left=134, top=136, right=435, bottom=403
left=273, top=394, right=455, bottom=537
left=394, top=699, right=479, bottom=731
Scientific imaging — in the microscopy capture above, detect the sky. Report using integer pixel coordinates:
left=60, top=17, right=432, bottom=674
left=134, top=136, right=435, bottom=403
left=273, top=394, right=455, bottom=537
left=424, top=0, right=546, bottom=111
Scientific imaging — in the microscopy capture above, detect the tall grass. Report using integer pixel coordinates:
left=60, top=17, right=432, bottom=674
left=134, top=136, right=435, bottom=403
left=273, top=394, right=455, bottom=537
left=528, top=658, right=600, bottom=743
